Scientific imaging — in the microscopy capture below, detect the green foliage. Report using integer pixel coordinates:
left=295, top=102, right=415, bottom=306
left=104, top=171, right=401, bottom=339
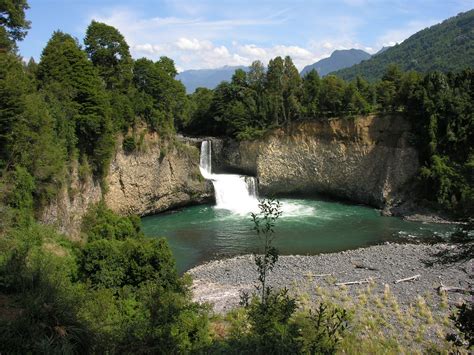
left=0, top=51, right=31, bottom=165
left=38, top=31, right=114, bottom=178
left=80, top=237, right=179, bottom=290
left=0, top=222, right=91, bottom=354
left=414, top=70, right=474, bottom=215
left=294, top=303, right=349, bottom=353
left=85, top=20, right=135, bottom=131
left=184, top=87, right=214, bottom=134
left=0, top=0, right=31, bottom=52
left=251, top=199, right=282, bottom=303
left=333, top=10, right=474, bottom=81
left=81, top=202, right=143, bottom=242
left=119, top=281, right=212, bottom=354
left=84, top=20, right=133, bottom=91
left=133, top=57, right=187, bottom=135
left=0, top=202, right=212, bottom=353
left=122, top=135, right=136, bottom=154
left=10, top=93, right=66, bottom=205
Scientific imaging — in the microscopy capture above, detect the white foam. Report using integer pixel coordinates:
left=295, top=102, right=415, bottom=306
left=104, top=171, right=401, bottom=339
left=200, top=141, right=259, bottom=215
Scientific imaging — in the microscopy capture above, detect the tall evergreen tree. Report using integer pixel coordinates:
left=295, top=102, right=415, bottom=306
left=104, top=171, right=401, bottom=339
left=282, top=56, right=302, bottom=124
left=0, top=0, right=30, bottom=52
left=302, top=70, right=321, bottom=117
left=84, top=20, right=133, bottom=90
left=0, top=52, right=29, bottom=166
left=38, top=31, right=113, bottom=178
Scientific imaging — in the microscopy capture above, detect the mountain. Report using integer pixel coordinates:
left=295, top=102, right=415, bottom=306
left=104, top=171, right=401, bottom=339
left=374, top=46, right=391, bottom=55
left=177, top=65, right=247, bottom=93
left=300, top=49, right=371, bottom=77
left=332, top=10, right=474, bottom=81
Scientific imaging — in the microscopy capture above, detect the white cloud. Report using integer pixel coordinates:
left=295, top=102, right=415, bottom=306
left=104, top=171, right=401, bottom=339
left=89, top=6, right=377, bottom=71
left=176, top=38, right=213, bottom=51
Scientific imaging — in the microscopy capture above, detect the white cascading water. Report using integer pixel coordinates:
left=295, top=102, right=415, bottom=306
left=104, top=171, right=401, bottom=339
left=200, top=140, right=259, bottom=214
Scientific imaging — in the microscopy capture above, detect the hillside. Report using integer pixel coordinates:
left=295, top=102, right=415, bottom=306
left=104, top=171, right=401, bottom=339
left=332, top=10, right=474, bottom=81
left=177, top=65, right=247, bottom=93
left=300, top=49, right=371, bottom=76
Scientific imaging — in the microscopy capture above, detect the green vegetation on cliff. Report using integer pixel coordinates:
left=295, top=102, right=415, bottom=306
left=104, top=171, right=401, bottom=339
left=332, top=10, right=474, bottom=81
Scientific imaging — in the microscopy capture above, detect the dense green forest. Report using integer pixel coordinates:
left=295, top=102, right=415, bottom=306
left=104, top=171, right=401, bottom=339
left=0, top=1, right=473, bottom=352
left=332, top=10, right=474, bottom=81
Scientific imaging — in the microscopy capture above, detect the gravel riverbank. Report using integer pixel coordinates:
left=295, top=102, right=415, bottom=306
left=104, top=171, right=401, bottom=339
left=188, top=243, right=472, bottom=314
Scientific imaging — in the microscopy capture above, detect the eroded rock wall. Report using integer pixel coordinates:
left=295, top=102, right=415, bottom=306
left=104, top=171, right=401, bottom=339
left=104, top=135, right=212, bottom=216
left=217, top=115, right=419, bottom=208
left=40, top=162, right=102, bottom=241
left=41, top=133, right=212, bottom=239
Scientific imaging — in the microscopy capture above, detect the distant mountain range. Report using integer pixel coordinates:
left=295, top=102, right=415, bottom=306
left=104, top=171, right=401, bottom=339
left=177, top=66, right=248, bottom=93
left=300, top=49, right=371, bottom=77
left=331, top=10, right=474, bottom=81
left=177, top=49, right=374, bottom=93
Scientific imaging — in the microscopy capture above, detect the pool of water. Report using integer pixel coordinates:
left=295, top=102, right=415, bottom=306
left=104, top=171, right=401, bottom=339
left=141, top=198, right=454, bottom=273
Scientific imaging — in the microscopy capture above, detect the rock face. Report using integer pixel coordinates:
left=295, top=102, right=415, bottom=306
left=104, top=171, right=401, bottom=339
left=40, top=162, right=102, bottom=241
left=215, top=115, right=419, bottom=208
left=42, top=133, right=212, bottom=239
left=105, top=134, right=213, bottom=216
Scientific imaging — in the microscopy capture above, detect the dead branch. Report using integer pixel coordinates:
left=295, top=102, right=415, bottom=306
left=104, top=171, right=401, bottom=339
left=335, top=278, right=373, bottom=286
left=394, top=274, right=420, bottom=284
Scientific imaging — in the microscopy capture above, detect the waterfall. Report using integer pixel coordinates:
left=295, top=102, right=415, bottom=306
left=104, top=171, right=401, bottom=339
left=199, top=140, right=259, bottom=214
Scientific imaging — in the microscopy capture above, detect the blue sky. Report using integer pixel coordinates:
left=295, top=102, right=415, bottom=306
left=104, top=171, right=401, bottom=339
left=20, top=0, right=473, bottom=71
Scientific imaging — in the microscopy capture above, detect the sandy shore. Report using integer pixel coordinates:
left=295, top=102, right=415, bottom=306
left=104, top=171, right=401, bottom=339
left=188, top=243, right=472, bottom=314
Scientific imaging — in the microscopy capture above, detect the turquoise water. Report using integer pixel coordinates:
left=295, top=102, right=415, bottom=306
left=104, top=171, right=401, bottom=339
left=141, top=198, right=454, bottom=273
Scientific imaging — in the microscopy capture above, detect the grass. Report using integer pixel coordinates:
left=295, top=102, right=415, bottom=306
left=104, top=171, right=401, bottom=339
left=206, top=279, right=470, bottom=354
left=312, top=283, right=466, bottom=353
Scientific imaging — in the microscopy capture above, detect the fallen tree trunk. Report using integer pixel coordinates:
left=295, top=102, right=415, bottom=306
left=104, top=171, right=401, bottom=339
left=335, top=278, right=373, bottom=286
left=394, top=274, right=420, bottom=284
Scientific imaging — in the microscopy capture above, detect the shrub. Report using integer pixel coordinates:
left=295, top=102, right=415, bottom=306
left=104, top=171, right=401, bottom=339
left=122, top=136, right=136, bottom=154
left=79, top=237, right=179, bottom=291
left=81, top=202, right=143, bottom=242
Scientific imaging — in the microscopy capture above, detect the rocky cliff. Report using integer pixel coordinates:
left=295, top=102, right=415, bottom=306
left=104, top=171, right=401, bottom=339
left=40, top=161, right=102, bottom=241
left=214, top=115, right=419, bottom=209
left=41, top=133, right=212, bottom=239
left=105, top=134, right=212, bottom=216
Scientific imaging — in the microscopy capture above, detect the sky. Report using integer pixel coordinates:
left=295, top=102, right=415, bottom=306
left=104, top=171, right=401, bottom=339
left=19, top=0, right=473, bottom=72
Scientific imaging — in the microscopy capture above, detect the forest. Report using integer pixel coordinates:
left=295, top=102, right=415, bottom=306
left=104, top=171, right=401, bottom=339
left=0, top=1, right=473, bottom=353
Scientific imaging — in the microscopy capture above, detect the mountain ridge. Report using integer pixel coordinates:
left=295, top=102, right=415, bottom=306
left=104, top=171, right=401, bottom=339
left=300, top=48, right=371, bottom=77
left=331, top=10, right=474, bottom=81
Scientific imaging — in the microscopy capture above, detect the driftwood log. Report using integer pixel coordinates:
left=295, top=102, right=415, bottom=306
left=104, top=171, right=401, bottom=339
left=335, top=278, right=374, bottom=286
left=394, top=274, right=420, bottom=284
